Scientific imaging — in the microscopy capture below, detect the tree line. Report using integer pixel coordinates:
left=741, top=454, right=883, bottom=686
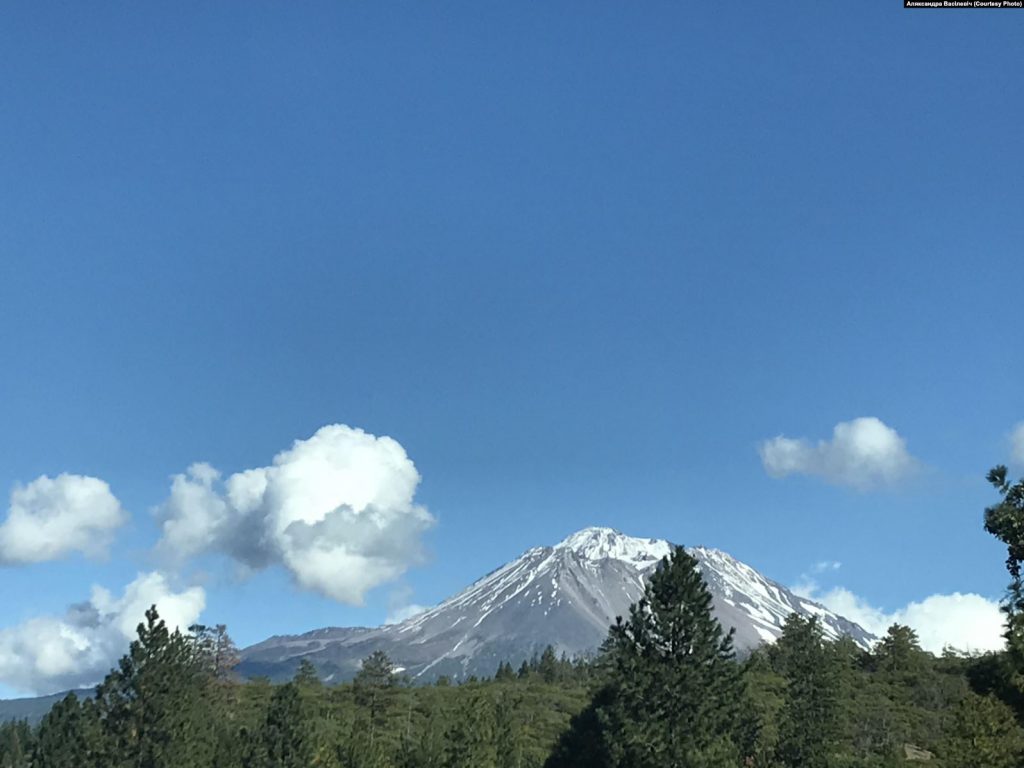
left=1, top=463, right=1022, bottom=767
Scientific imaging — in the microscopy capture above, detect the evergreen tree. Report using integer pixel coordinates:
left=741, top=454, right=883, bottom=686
left=293, top=658, right=321, bottom=689
left=0, top=721, right=31, bottom=768
left=260, top=682, right=311, bottom=768
left=399, top=688, right=448, bottom=768
left=33, top=693, right=96, bottom=768
left=494, top=689, right=530, bottom=768
left=94, top=605, right=215, bottom=768
left=544, top=690, right=613, bottom=768
left=445, top=689, right=497, bottom=768
left=985, top=465, right=1024, bottom=694
left=595, top=545, right=746, bottom=767
left=771, top=614, right=840, bottom=768
left=738, top=649, right=784, bottom=766
left=350, top=650, right=398, bottom=767
left=941, top=692, right=1024, bottom=768
left=495, top=661, right=515, bottom=682
left=538, top=647, right=559, bottom=685
left=189, top=624, right=240, bottom=681
left=873, top=624, right=928, bottom=681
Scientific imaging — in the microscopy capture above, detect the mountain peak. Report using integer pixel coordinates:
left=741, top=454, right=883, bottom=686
left=555, top=526, right=672, bottom=564
left=239, top=526, right=877, bottom=685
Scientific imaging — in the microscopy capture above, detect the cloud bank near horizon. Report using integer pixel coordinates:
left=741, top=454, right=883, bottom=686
left=156, top=424, right=435, bottom=604
left=794, top=578, right=1005, bottom=654
left=760, top=417, right=918, bottom=490
left=0, top=572, right=204, bottom=695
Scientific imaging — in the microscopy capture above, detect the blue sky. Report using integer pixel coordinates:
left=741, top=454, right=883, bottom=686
left=1, top=3, right=1022, bottom=695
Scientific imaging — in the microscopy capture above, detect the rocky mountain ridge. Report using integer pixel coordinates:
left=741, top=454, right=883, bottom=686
left=238, top=527, right=874, bottom=682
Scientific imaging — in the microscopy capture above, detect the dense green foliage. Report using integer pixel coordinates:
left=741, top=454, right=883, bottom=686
left=1, top=607, right=1021, bottom=768
left=545, top=544, right=1024, bottom=767
left=985, top=465, right=1024, bottom=694
left=0, top=626, right=592, bottom=768
left=548, top=546, right=749, bottom=767
left=3, top=466, right=1024, bottom=766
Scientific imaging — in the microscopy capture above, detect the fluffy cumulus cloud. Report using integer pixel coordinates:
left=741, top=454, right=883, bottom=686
left=759, top=417, right=917, bottom=490
left=0, top=474, right=127, bottom=564
left=384, top=585, right=430, bottom=625
left=0, top=572, right=205, bottom=695
left=1011, top=422, right=1024, bottom=466
left=156, top=424, right=435, bottom=604
left=794, top=580, right=1005, bottom=654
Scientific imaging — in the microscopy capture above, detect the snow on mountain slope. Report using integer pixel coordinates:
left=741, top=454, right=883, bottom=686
left=238, top=527, right=876, bottom=683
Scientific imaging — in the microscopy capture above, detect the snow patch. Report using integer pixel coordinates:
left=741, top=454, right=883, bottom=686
left=556, top=527, right=672, bottom=565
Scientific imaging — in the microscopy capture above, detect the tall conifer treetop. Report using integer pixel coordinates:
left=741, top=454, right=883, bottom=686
left=596, top=545, right=747, bottom=767
left=986, top=466, right=1024, bottom=689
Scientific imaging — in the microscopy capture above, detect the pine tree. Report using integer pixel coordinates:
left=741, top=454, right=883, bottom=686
left=874, top=624, right=928, bottom=680
left=0, top=721, right=31, bottom=768
left=260, top=682, right=311, bottom=768
left=398, top=688, right=448, bottom=768
left=350, top=650, right=398, bottom=767
left=738, top=649, right=785, bottom=766
left=771, top=614, right=840, bottom=768
left=538, top=647, right=559, bottom=684
left=189, top=623, right=241, bottom=681
left=33, top=693, right=93, bottom=768
left=94, top=605, right=215, bottom=768
left=495, top=661, right=515, bottom=682
left=941, top=692, right=1024, bottom=768
left=445, top=689, right=497, bottom=768
left=293, top=658, right=321, bottom=689
left=985, top=465, right=1024, bottom=694
left=595, top=545, right=746, bottom=767
left=544, top=688, right=614, bottom=768
left=494, top=689, right=530, bottom=768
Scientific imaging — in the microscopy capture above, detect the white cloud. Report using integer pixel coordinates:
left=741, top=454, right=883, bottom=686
left=157, top=464, right=239, bottom=564
left=0, top=474, right=127, bottom=564
left=812, top=560, right=842, bottom=574
left=1010, top=422, right=1024, bottom=467
left=759, top=417, right=917, bottom=490
left=0, top=572, right=205, bottom=695
left=385, top=603, right=428, bottom=625
left=794, top=579, right=1005, bottom=654
left=156, top=424, right=435, bottom=605
left=384, top=584, right=430, bottom=625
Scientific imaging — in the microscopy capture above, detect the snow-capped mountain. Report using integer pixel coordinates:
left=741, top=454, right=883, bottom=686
left=238, top=527, right=875, bottom=682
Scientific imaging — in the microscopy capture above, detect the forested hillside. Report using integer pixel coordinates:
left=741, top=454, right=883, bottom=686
left=1, top=466, right=1022, bottom=767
